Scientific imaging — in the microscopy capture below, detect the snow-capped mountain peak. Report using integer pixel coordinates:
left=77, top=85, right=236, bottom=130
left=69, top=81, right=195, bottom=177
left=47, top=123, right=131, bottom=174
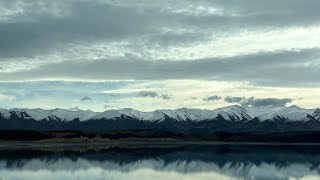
left=0, top=105, right=319, bottom=123
left=213, top=105, right=252, bottom=121
left=255, top=106, right=315, bottom=122
left=313, top=108, right=320, bottom=120
left=5, top=108, right=97, bottom=121
left=0, top=109, right=10, bottom=119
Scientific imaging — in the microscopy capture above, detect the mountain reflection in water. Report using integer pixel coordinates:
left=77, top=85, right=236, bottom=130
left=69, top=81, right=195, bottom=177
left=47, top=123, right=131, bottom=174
left=0, top=144, right=319, bottom=180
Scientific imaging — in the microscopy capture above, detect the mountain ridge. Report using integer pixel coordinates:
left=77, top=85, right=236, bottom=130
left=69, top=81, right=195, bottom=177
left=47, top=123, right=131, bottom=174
left=1, top=105, right=320, bottom=132
left=0, top=105, right=318, bottom=122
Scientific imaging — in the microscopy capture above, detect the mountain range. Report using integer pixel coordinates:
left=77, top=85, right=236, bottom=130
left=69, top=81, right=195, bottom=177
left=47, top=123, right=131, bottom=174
left=1, top=105, right=320, bottom=132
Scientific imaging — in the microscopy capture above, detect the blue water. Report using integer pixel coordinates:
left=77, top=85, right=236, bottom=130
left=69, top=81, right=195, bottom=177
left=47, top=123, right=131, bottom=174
left=0, top=144, right=319, bottom=180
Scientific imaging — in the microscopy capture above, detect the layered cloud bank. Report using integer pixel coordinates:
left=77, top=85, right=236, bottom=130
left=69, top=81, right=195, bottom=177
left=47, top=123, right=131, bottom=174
left=0, top=0, right=319, bottom=110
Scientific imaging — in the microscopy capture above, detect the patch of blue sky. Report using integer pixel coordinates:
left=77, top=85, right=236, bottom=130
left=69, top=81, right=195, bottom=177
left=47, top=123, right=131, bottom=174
left=0, top=81, right=140, bottom=109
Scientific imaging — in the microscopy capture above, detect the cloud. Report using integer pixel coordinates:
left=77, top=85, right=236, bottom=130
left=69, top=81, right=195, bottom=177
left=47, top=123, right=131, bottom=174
left=0, top=93, right=15, bottom=101
left=136, top=91, right=172, bottom=100
left=224, top=96, right=245, bottom=103
left=204, top=95, right=221, bottom=101
left=189, top=96, right=198, bottom=100
left=0, top=0, right=160, bottom=58
left=80, top=96, right=92, bottom=102
left=1, top=80, right=319, bottom=111
left=2, top=0, right=320, bottom=58
left=68, top=106, right=81, bottom=111
left=2, top=0, right=320, bottom=70
left=0, top=1, right=320, bottom=88
left=1, top=0, right=320, bottom=110
left=243, top=97, right=293, bottom=107
left=224, top=96, right=293, bottom=107
left=1, top=49, right=320, bottom=87
left=160, top=93, right=173, bottom=100
left=137, top=91, right=159, bottom=98
left=103, top=88, right=160, bottom=94
left=104, top=105, right=114, bottom=109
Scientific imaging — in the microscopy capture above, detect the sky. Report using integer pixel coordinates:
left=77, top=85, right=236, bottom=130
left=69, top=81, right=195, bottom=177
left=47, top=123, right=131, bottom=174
left=0, top=0, right=319, bottom=111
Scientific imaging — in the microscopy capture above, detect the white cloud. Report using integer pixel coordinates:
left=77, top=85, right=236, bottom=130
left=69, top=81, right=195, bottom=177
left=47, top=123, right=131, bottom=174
left=0, top=93, right=15, bottom=101
left=103, top=88, right=160, bottom=94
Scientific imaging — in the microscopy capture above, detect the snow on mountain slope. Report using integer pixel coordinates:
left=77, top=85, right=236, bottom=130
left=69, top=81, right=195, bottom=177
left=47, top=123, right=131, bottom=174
left=91, top=108, right=214, bottom=122
left=7, top=108, right=97, bottom=121
left=92, top=106, right=249, bottom=122
left=256, top=106, right=315, bottom=122
left=213, top=105, right=252, bottom=121
left=0, top=105, right=319, bottom=122
left=90, top=108, right=152, bottom=121
left=159, top=108, right=216, bottom=121
left=313, top=109, right=320, bottom=120
left=153, top=105, right=253, bottom=122
left=0, top=109, right=10, bottom=119
left=244, top=106, right=276, bottom=118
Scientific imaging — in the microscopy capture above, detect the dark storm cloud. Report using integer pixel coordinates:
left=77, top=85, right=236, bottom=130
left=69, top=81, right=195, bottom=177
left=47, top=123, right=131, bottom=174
left=137, top=91, right=172, bottom=100
left=0, top=0, right=320, bottom=89
left=1, top=0, right=320, bottom=58
left=0, top=0, right=159, bottom=58
left=203, top=95, right=221, bottom=102
left=1, top=0, right=319, bottom=110
left=224, top=96, right=245, bottom=103
left=224, top=96, right=293, bottom=107
left=243, top=97, right=293, bottom=107
left=137, top=91, right=159, bottom=98
left=1, top=49, right=319, bottom=87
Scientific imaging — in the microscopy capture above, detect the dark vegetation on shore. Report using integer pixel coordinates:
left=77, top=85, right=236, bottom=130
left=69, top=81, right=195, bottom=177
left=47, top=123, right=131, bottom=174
left=1, top=129, right=320, bottom=143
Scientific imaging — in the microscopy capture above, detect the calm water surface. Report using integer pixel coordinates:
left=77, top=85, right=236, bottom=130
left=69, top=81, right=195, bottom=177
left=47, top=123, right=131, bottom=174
left=0, top=144, right=319, bottom=180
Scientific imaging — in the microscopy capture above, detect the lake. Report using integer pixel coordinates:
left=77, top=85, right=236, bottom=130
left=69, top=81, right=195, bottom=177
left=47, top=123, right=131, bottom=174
left=0, top=144, right=319, bottom=180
